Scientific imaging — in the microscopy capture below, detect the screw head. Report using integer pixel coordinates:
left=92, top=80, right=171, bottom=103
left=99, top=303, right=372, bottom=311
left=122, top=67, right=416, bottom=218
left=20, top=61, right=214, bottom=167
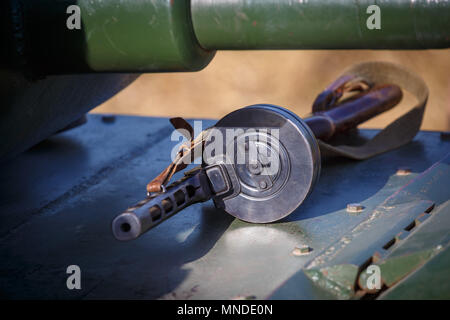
left=347, top=203, right=365, bottom=213
left=292, top=245, right=312, bottom=256
left=259, top=181, right=267, bottom=189
left=396, top=167, right=411, bottom=176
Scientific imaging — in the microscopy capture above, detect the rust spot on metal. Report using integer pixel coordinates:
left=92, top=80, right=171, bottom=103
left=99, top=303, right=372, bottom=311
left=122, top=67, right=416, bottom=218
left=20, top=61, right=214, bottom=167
left=372, top=251, right=383, bottom=263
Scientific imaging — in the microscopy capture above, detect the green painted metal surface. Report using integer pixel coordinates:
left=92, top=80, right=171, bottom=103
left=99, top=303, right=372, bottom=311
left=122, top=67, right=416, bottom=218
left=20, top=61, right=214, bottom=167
left=379, top=199, right=450, bottom=299
left=366, top=250, right=435, bottom=287
left=2, top=0, right=215, bottom=73
left=78, top=0, right=215, bottom=72
left=191, top=0, right=450, bottom=50
left=380, top=244, right=450, bottom=299
left=304, top=264, right=359, bottom=300
left=272, top=152, right=450, bottom=299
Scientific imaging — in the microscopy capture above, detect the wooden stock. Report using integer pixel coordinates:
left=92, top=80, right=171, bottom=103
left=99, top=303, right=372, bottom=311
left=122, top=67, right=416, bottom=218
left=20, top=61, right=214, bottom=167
left=305, top=84, right=403, bottom=141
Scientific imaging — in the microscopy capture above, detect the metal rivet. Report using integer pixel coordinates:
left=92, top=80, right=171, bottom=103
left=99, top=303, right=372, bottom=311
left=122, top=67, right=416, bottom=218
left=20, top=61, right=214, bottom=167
left=292, top=245, right=312, bottom=256
left=259, top=181, right=267, bottom=189
left=396, top=167, right=411, bottom=176
left=249, top=162, right=262, bottom=175
left=347, top=203, right=365, bottom=213
left=440, top=131, right=450, bottom=141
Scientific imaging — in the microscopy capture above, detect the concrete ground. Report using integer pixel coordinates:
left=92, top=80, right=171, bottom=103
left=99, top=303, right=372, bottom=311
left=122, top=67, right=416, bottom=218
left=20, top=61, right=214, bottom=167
left=92, top=50, right=450, bottom=131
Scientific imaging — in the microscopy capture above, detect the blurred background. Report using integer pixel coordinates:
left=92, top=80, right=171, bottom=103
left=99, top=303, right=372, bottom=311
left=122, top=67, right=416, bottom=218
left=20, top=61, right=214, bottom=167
left=92, top=50, right=450, bottom=131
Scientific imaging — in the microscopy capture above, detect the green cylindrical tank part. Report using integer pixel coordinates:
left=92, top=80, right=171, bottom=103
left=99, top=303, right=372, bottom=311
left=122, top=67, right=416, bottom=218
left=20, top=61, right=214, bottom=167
left=191, top=0, right=450, bottom=50
left=1, top=0, right=449, bottom=75
left=1, top=0, right=215, bottom=74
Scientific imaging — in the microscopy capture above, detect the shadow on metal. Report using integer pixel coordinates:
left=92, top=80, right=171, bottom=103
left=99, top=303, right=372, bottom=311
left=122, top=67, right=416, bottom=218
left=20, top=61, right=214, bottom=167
left=281, top=134, right=428, bottom=223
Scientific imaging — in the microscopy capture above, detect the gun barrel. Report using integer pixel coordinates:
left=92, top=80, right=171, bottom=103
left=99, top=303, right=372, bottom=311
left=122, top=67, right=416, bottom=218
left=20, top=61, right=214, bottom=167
left=112, top=170, right=211, bottom=241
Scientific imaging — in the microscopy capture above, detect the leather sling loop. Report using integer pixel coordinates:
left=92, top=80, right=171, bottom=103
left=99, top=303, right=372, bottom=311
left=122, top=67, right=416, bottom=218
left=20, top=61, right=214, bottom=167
left=147, top=61, right=428, bottom=193
left=316, top=61, right=428, bottom=160
left=147, top=118, right=212, bottom=193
